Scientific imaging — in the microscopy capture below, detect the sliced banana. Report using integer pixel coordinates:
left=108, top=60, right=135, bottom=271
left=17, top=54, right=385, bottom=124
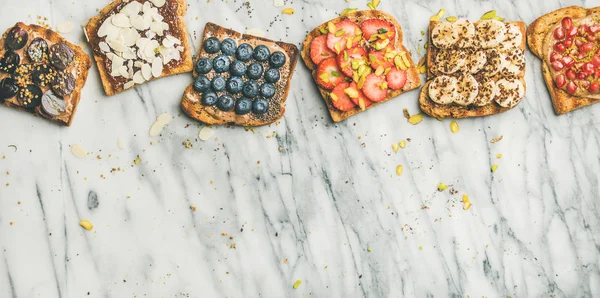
left=498, top=23, right=523, bottom=51
left=454, top=74, right=479, bottom=106
left=435, top=49, right=466, bottom=74
left=473, top=79, right=498, bottom=106
left=454, top=19, right=476, bottom=48
left=429, top=75, right=459, bottom=105
left=495, top=78, right=525, bottom=108
left=476, top=19, right=506, bottom=49
left=431, top=22, right=458, bottom=49
left=464, top=49, right=487, bottom=74
left=500, top=49, right=525, bottom=78
left=482, top=48, right=507, bottom=77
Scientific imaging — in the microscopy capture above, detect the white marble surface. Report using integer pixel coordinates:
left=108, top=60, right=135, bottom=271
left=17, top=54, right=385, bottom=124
left=0, top=0, right=600, bottom=297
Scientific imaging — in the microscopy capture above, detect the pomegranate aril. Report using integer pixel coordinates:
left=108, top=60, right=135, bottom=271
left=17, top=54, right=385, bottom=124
left=555, top=74, right=566, bottom=87
left=583, top=62, right=595, bottom=74
left=554, top=27, right=565, bottom=39
left=575, top=39, right=583, bottom=47
left=566, top=81, right=577, bottom=94
left=577, top=72, right=587, bottom=79
left=567, top=27, right=578, bottom=37
left=592, top=55, right=600, bottom=66
left=589, top=24, right=600, bottom=34
left=587, top=35, right=597, bottom=42
left=566, top=69, right=576, bottom=80
left=562, top=56, right=575, bottom=67
left=578, top=25, right=588, bottom=36
left=590, top=82, right=600, bottom=93
left=562, top=17, right=572, bottom=30
left=581, top=80, right=590, bottom=90
left=554, top=43, right=566, bottom=53
left=564, top=38, right=573, bottom=47
left=550, top=52, right=563, bottom=62
left=552, top=61, right=564, bottom=71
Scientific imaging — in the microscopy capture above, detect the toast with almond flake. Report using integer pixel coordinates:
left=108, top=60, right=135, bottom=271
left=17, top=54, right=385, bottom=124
left=84, top=0, right=193, bottom=96
left=301, top=10, right=421, bottom=122
left=419, top=16, right=527, bottom=119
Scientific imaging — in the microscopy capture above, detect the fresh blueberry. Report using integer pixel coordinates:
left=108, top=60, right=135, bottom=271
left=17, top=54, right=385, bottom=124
left=242, top=81, right=259, bottom=98
left=217, top=95, right=235, bottom=111
left=211, top=75, right=226, bottom=92
left=227, top=76, right=244, bottom=94
left=220, top=38, right=237, bottom=56
left=235, top=97, right=253, bottom=115
left=269, top=51, right=286, bottom=68
left=203, top=37, right=221, bottom=54
left=230, top=60, right=247, bottom=76
left=193, top=75, right=211, bottom=92
left=252, top=98, right=270, bottom=114
left=246, top=63, right=264, bottom=80
left=260, top=83, right=276, bottom=98
left=264, top=68, right=280, bottom=83
left=236, top=43, right=254, bottom=62
left=253, top=45, right=271, bottom=62
left=195, top=58, right=212, bottom=74
left=202, top=92, right=218, bottom=106
left=213, top=55, right=231, bottom=73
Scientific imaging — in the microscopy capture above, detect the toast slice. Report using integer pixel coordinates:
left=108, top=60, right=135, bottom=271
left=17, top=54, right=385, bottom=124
left=420, top=18, right=527, bottom=118
left=181, top=22, right=299, bottom=126
left=300, top=10, right=421, bottom=122
left=84, top=0, right=193, bottom=96
left=527, top=6, right=600, bottom=115
left=0, top=22, right=91, bottom=126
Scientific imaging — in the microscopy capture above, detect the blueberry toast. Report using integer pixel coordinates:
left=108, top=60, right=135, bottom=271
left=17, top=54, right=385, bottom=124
left=181, top=22, right=299, bottom=126
left=0, top=22, right=91, bottom=126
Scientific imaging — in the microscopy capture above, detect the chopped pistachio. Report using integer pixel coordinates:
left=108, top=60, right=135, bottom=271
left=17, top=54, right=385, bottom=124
left=372, top=0, right=381, bottom=8
left=491, top=164, right=498, bottom=172
left=344, top=87, right=359, bottom=98
left=396, top=165, right=403, bottom=176
left=480, top=10, right=496, bottom=20
left=462, top=195, right=472, bottom=210
left=367, top=2, right=376, bottom=10
left=340, top=8, right=358, bottom=16
left=450, top=120, right=459, bottom=133
left=446, top=16, right=457, bottom=22
left=319, top=27, right=328, bottom=34
left=437, top=183, right=448, bottom=191
left=327, top=22, right=336, bottom=34
left=330, top=93, right=338, bottom=102
left=375, top=65, right=385, bottom=76
left=335, top=29, right=346, bottom=37
left=493, top=16, right=505, bottom=21
left=408, top=114, right=423, bottom=125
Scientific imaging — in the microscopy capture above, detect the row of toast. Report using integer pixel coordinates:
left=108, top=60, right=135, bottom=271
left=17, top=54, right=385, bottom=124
left=0, top=1, right=598, bottom=126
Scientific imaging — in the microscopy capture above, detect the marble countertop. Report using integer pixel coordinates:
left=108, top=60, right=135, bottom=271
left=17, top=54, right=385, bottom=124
left=1, top=0, right=599, bottom=297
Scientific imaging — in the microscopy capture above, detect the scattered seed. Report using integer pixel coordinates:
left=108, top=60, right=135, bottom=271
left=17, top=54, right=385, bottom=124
left=450, top=120, right=459, bottom=133
left=392, top=143, right=399, bottom=153
left=491, top=164, right=498, bottom=172
left=293, top=280, right=302, bottom=289
left=281, top=8, right=294, bottom=15
left=481, top=10, right=496, bottom=20
left=396, top=165, right=403, bottom=176
left=491, top=136, right=503, bottom=143
left=462, top=195, right=472, bottom=210
left=408, top=114, right=423, bottom=125
left=438, top=183, right=448, bottom=191
left=79, top=219, right=93, bottom=230
left=496, top=154, right=503, bottom=158
left=399, top=140, right=406, bottom=148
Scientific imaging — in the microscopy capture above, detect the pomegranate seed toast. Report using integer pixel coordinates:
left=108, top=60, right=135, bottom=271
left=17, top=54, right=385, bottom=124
left=84, top=0, right=193, bottom=96
left=0, top=22, right=91, bottom=126
left=180, top=23, right=299, bottom=126
left=419, top=15, right=527, bottom=119
left=528, top=6, right=600, bottom=115
left=301, top=10, right=421, bottom=122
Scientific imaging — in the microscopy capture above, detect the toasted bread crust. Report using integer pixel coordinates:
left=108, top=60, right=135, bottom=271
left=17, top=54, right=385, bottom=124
left=300, top=10, right=421, bottom=122
left=527, top=6, right=600, bottom=115
left=84, top=0, right=193, bottom=96
left=0, top=22, right=92, bottom=126
left=180, top=22, right=299, bottom=126
left=420, top=20, right=527, bottom=118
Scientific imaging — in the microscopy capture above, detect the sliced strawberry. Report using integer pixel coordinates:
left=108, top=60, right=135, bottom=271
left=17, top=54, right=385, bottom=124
left=386, top=68, right=407, bottom=90
left=347, top=82, right=373, bottom=109
left=361, top=74, right=387, bottom=102
left=361, top=19, right=396, bottom=42
left=330, top=82, right=357, bottom=111
left=336, top=47, right=368, bottom=77
left=316, top=57, right=346, bottom=90
left=326, top=20, right=361, bottom=54
left=368, top=47, right=394, bottom=70
left=310, top=35, right=336, bottom=65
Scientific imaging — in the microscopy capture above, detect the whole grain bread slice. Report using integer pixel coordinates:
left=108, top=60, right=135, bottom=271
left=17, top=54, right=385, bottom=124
left=527, top=6, right=600, bottom=115
left=0, top=22, right=92, bottom=126
left=84, top=0, right=193, bottom=96
left=300, top=10, right=421, bottom=122
left=181, top=22, right=299, bottom=126
left=420, top=20, right=527, bottom=118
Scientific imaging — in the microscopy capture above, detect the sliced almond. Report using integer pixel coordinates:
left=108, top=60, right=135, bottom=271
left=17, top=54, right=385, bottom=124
left=165, top=35, right=181, bottom=45
left=130, top=15, right=148, bottom=31
left=56, top=22, right=74, bottom=34
left=151, top=0, right=166, bottom=7
left=121, top=1, right=142, bottom=16
left=133, top=71, right=145, bottom=84
left=156, top=113, right=172, bottom=125
left=98, top=41, right=110, bottom=52
left=118, top=65, right=129, bottom=78
left=141, top=63, right=153, bottom=80
left=199, top=126, right=214, bottom=141
left=151, top=57, right=163, bottom=77
left=124, top=81, right=135, bottom=89
left=107, top=39, right=128, bottom=52
left=112, top=14, right=131, bottom=28
left=118, top=137, right=127, bottom=149
left=119, top=28, right=140, bottom=47
left=71, top=144, right=88, bottom=158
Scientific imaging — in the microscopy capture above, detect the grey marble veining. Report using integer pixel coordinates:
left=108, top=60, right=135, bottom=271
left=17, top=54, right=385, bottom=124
left=0, top=0, right=599, bottom=297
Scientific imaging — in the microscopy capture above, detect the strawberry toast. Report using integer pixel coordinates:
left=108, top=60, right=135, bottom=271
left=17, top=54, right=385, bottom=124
left=301, top=10, right=421, bottom=122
